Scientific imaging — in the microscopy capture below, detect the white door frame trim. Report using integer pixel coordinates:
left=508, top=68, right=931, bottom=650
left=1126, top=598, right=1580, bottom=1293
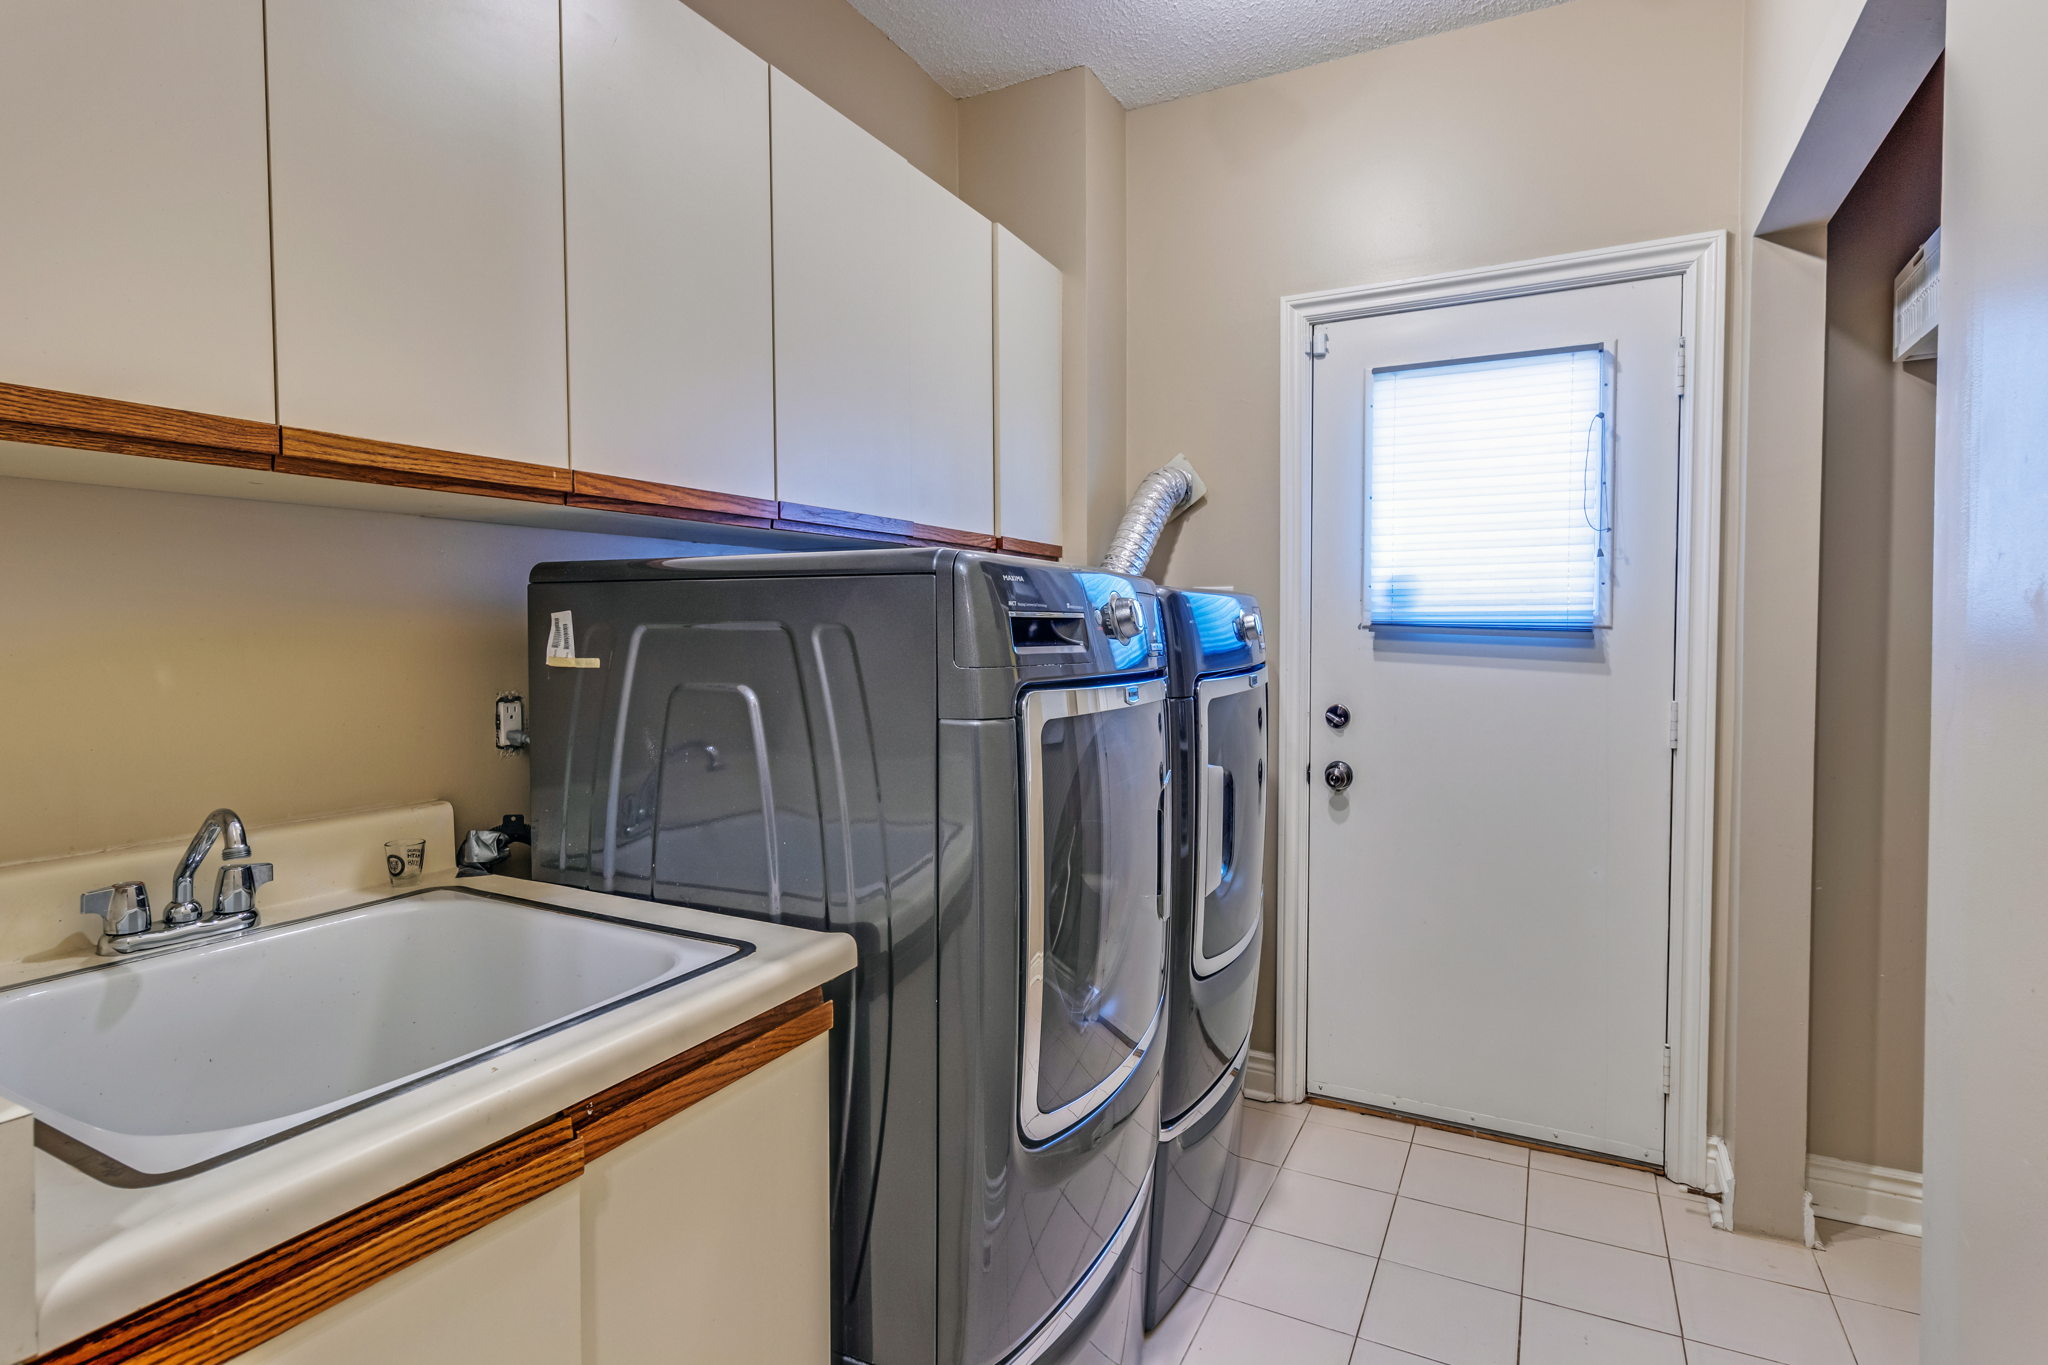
left=1274, top=232, right=1728, bottom=1188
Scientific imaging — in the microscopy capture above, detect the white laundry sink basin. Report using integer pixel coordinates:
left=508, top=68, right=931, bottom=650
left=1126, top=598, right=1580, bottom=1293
left=0, top=888, right=746, bottom=1179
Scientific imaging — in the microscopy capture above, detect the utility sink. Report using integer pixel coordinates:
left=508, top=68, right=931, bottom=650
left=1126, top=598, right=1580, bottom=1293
left=0, top=888, right=747, bottom=1180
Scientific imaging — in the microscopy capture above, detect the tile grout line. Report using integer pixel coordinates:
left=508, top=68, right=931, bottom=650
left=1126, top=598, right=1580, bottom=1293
left=1517, top=1132, right=1532, bottom=1365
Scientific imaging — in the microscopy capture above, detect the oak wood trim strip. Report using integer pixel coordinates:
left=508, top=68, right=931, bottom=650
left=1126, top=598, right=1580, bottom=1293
left=911, top=523, right=997, bottom=551
left=996, top=535, right=1062, bottom=561
left=570, top=469, right=777, bottom=522
left=774, top=500, right=914, bottom=539
left=770, top=517, right=911, bottom=544
left=33, top=1119, right=583, bottom=1365
left=573, top=989, right=832, bottom=1162
left=567, top=494, right=774, bottom=530
left=277, top=428, right=571, bottom=504
left=0, top=382, right=277, bottom=469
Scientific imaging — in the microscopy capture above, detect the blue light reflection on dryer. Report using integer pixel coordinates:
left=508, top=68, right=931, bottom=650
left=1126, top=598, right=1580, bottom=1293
left=1074, top=572, right=1151, bottom=669
left=1184, top=592, right=1246, bottom=656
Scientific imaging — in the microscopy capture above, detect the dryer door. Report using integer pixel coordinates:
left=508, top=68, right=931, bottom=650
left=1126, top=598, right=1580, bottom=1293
left=1019, top=677, right=1170, bottom=1142
left=1193, top=670, right=1267, bottom=976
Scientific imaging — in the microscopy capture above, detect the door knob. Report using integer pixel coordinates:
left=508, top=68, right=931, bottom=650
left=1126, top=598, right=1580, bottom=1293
left=1324, top=704, right=1350, bottom=730
left=1323, top=761, right=1354, bottom=792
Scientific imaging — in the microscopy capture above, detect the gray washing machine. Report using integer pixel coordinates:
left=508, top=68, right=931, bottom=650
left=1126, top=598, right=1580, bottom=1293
left=1146, top=589, right=1267, bottom=1329
left=526, top=548, right=1170, bottom=1365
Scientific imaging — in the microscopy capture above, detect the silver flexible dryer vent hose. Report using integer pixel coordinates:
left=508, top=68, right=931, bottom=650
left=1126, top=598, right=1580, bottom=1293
left=1100, top=456, right=1207, bottom=577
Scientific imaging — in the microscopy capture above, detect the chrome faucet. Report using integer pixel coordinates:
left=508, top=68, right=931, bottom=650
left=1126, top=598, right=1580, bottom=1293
left=164, top=807, right=251, bottom=925
left=79, top=807, right=272, bottom=957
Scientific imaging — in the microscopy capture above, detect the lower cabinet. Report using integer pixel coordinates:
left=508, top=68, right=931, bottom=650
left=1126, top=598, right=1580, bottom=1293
left=234, top=1189, right=584, bottom=1365
left=581, top=1035, right=832, bottom=1363
left=222, top=1035, right=830, bottom=1365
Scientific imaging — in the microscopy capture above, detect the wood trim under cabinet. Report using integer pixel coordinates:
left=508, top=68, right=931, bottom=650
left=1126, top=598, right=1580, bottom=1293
left=34, top=988, right=833, bottom=1365
left=910, top=523, right=998, bottom=552
left=777, top=500, right=999, bottom=551
left=0, top=382, right=277, bottom=470
left=568, top=469, right=777, bottom=528
left=277, top=428, right=571, bottom=504
left=775, top=499, right=915, bottom=541
left=995, top=535, right=1062, bottom=561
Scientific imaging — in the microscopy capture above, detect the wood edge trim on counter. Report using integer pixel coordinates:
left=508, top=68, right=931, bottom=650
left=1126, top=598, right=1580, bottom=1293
left=277, top=428, right=571, bottom=504
left=34, top=988, right=835, bottom=1365
left=569, top=469, right=777, bottom=523
left=30, top=1118, right=584, bottom=1365
left=995, top=535, right=1062, bottom=560
left=0, top=382, right=277, bottom=469
left=573, top=989, right=832, bottom=1162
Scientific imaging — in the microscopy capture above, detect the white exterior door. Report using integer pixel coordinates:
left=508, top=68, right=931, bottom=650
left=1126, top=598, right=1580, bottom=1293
left=1305, top=275, right=1684, bottom=1162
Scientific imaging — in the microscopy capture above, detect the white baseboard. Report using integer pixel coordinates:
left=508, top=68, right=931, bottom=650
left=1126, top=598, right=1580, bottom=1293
left=1806, top=1154, right=1923, bottom=1237
left=1244, top=1049, right=1276, bottom=1102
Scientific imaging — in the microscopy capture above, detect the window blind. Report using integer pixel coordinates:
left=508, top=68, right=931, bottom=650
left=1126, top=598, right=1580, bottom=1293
left=1366, top=346, right=1610, bottom=630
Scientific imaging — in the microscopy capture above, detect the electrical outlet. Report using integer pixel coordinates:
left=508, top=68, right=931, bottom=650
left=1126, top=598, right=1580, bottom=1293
left=495, top=694, right=529, bottom=752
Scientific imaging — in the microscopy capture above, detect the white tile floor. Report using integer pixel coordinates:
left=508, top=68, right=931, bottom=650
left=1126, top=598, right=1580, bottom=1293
left=1147, top=1100, right=1922, bottom=1365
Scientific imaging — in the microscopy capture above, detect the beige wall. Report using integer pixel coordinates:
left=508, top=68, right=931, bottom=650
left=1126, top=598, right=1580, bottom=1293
left=0, top=0, right=956, bottom=879
left=1125, top=0, right=1747, bottom=1053
left=959, top=69, right=1129, bottom=562
left=1924, top=0, right=2048, bottom=1351
left=1741, top=0, right=1869, bottom=218
left=1719, top=227, right=1827, bottom=1235
left=684, top=0, right=958, bottom=189
left=1724, top=0, right=1939, bottom=1238
left=1809, top=64, right=1940, bottom=1175
left=0, top=477, right=697, bottom=869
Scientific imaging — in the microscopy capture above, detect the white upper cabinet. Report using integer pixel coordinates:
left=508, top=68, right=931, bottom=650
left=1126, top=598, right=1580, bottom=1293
left=267, top=0, right=568, bottom=466
left=0, top=0, right=273, bottom=420
left=563, top=0, right=774, bottom=500
left=770, top=72, right=995, bottom=535
left=993, top=228, right=1065, bottom=551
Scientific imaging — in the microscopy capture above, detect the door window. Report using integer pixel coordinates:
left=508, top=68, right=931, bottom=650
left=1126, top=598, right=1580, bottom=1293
left=1020, top=680, right=1169, bottom=1140
left=1367, top=346, right=1612, bottom=630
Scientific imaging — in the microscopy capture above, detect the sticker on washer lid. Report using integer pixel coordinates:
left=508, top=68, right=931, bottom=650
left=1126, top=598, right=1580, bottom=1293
left=544, top=610, right=601, bottom=669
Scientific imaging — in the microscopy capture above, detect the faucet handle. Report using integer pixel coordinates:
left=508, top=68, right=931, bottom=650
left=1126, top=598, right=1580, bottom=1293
left=81, top=882, right=153, bottom=938
left=212, top=862, right=273, bottom=920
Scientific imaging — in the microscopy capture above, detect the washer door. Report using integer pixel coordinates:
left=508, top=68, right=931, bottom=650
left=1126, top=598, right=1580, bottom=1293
left=1193, top=670, right=1267, bottom=976
left=1019, top=677, right=1170, bottom=1142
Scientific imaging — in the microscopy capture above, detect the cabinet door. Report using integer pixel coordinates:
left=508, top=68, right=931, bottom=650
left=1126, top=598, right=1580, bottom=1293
left=564, top=0, right=774, bottom=500
left=994, top=227, right=1065, bottom=552
left=267, top=0, right=567, bottom=466
left=235, top=1186, right=581, bottom=1365
left=770, top=72, right=994, bottom=536
left=0, top=0, right=273, bottom=420
left=581, top=1036, right=831, bottom=1364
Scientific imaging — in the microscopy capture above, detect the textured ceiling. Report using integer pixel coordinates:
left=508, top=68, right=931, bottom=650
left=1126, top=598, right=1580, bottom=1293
left=843, top=0, right=1575, bottom=108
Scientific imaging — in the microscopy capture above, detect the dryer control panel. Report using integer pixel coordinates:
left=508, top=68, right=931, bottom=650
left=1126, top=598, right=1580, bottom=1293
left=968, top=560, right=1164, bottom=674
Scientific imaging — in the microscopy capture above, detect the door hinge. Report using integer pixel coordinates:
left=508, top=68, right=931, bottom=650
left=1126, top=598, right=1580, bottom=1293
left=1675, top=338, right=1688, bottom=397
left=1662, top=1044, right=1673, bottom=1095
left=1307, top=330, right=1329, bottom=359
left=1668, top=700, right=1681, bottom=749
